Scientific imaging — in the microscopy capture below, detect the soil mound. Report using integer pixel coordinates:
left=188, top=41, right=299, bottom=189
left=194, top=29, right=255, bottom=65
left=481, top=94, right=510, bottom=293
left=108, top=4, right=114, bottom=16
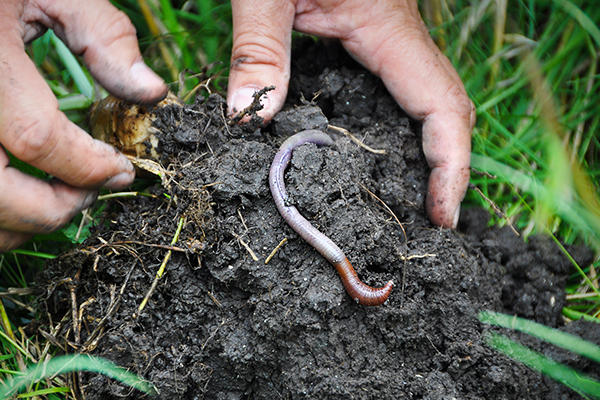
left=38, top=40, right=598, bottom=399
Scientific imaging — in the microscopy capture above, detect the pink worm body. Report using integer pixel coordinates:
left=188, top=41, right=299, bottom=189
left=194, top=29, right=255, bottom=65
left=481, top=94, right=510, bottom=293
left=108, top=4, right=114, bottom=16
left=269, top=130, right=393, bottom=306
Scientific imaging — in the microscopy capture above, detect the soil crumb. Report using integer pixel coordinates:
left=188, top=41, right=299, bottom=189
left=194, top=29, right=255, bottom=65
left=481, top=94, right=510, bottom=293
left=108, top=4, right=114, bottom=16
left=37, top=39, right=599, bottom=399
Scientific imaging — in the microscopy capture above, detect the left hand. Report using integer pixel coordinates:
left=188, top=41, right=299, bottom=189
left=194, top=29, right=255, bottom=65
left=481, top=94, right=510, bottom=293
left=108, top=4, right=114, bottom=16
left=0, top=0, right=167, bottom=252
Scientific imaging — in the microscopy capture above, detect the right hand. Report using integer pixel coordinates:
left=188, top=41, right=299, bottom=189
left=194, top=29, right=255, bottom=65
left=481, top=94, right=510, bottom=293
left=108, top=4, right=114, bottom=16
left=226, top=0, right=474, bottom=229
left=0, top=0, right=167, bottom=252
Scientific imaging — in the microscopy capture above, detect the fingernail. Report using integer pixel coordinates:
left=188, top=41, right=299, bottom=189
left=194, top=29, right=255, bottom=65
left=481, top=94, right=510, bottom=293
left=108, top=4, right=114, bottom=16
left=452, top=206, right=461, bottom=229
left=130, top=61, right=166, bottom=91
left=228, top=85, right=271, bottom=116
left=103, top=171, right=135, bottom=190
left=119, top=153, right=135, bottom=173
left=81, top=191, right=99, bottom=209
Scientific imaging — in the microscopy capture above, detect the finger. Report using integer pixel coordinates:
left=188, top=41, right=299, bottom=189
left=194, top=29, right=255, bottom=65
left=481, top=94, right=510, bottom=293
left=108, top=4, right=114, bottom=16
left=35, top=0, right=167, bottom=104
left=423, top=114, right=472, bottom=229
left=0, top=149, right=97, bottom=235
left=338, top=3, right=473, bottom=228
left=0, top=230, right=33, bottom=253
left=227, top=0, right=296, bottom=122
left=0, top=173, right=97, bottom=238
left=0, top=38, right=135, bottom=189
left=0, top=176, right=97, bottom=235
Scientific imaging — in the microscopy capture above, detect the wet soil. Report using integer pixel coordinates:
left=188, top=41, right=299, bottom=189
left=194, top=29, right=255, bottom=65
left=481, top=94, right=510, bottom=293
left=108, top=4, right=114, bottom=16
left=38, top=40, right=599, bottom=399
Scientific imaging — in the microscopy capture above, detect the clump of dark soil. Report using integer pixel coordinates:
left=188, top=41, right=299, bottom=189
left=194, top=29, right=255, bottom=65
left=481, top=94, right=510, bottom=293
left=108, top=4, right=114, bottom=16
left=37, top=40, right=599, bottom=399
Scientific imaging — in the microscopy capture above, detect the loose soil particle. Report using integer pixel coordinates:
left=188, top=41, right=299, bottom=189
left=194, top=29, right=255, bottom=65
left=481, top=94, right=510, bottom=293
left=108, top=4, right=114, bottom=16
left=38, top=40, right=599, bottom=399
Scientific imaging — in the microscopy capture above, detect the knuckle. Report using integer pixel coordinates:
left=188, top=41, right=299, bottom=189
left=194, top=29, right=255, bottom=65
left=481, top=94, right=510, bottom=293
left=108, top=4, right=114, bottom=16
left=231, top=40, right=287, bottom=73
left=106, top=10, right=137, bottom=42
left=6, top=112, right=56, bottom=164
left=439, top=83, right=473, bottom=122
left=83, top=10, right=137, bottom=61
left=0, top=232, right=29, bottom=253
left=38, top=213, right=71, bottom=234
left=457, top=93, right=476, bottom=132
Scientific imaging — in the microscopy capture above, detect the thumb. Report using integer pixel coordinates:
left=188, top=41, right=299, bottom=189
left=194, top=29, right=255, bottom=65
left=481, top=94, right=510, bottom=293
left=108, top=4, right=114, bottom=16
left=338, top=4, right=473, bottom=228
left=227, top=0, right=296, bottom=122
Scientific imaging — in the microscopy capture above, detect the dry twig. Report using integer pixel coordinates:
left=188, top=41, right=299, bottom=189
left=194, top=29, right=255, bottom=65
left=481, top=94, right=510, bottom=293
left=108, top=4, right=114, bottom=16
left=468, top=182, right=520, bottom=236
left=229, top=86, right=275, bottom=125
left=328, top=125, right=386, bottom=154
left=265, top=238, right=288, bottom=264
left=231, top=232, right=259, bottom=261
left=353, top=179, right=410, bottom=306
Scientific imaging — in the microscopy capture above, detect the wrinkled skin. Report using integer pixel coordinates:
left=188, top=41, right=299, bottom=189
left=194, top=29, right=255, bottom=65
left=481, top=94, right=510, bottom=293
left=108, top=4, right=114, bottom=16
left=227, top=0, right=474, bottom=230
left=0, top=0, right=473, bottom=252
left=0, top=0, right=167, bottom=251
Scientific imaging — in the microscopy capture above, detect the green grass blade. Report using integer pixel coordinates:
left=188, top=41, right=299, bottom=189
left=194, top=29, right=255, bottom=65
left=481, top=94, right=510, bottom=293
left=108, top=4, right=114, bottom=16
left=0, top=330, right=28, bottom=359
left=563, top=308, right=600, bottom=324
left=0, top=354, right=155, bottom=398
left=476, top=77, right=528, bottom=113
left=44, top=79, right=70, bottom=97
left=50, top=32, right=93, bottom=98
left=471, top=153, right=600, bottom=245
left=484, top=331, right=600, bottom=399
left=57, top=94, right=93, bottom=111
left=479, top=311, right=600, bottom=364
left=0, top=369, right=24, bottom=376
left=546, top=232, right=600, bottom=297
left=16, top=386, right=71, bottom=398
left=548, top=0, right=600, bottom=48
left=6, top=249, right=57, bottom=260
left=476, top=109, right=545, bottom=167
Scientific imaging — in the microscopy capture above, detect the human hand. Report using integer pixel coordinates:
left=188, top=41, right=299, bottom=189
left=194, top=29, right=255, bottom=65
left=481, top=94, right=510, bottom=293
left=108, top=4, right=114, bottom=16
left=0, top=0, right=167, bottom=252
left=227, top=0, right=474, bottom=229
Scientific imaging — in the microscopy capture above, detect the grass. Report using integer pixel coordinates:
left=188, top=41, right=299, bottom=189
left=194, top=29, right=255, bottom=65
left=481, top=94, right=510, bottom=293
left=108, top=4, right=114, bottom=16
left=422, top=0, right=600, bottom=318
left=0, top=354, right=156, bottom=398
left=115, top=0, right=232, bottom=95
left=484, top=331, right=600, bottom=399
left=438, top=1, right=600, bottom=243
left=479, top=311, right=600, bottom=399
left=427, top=0, right=600, bottom=395
left=1, top=0, right=599, bottom=397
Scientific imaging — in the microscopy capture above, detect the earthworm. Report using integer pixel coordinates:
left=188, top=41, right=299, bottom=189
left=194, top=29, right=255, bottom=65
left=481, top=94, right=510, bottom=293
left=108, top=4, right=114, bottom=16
left=269, top=130, right=393, bottom=306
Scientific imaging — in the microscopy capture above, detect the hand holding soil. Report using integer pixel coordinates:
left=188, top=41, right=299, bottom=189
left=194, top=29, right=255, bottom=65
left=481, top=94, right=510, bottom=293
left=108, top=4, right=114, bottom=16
left=0, top=0, right=473, bottom=252
left=227, top=0, right=475, bottom=229
left=0, top=0, right=167, bottom=251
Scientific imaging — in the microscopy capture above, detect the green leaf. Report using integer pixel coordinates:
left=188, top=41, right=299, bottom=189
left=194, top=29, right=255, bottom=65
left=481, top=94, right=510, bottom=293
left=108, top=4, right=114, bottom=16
left=30, top=30, right=53, bottom=67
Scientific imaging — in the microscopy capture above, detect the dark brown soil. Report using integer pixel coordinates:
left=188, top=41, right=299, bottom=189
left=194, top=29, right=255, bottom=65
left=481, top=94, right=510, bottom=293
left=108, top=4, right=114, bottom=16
left=37, top=40, right=599, bottom=399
